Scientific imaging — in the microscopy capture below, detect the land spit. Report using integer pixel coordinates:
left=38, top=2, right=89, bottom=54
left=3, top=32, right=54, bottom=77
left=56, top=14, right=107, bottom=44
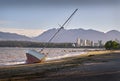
left=0, top=50, right=120, bottom=81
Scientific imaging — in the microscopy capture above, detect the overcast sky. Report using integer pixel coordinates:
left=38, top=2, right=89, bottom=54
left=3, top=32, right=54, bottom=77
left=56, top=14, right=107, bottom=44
left=0, top=0, right=120, bottom=37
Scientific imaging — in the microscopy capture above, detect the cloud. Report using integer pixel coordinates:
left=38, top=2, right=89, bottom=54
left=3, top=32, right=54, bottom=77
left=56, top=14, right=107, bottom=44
left=0, top=28, right=45, bottom=37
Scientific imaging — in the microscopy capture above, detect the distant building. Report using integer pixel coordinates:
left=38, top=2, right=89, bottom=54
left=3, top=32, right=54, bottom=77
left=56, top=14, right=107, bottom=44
left=90, top=41, right=94, bottom=47
left=94, top=43, right=99, bottom=47
left=76, top=38, right=103, bottom=47
left=76, top=38, right=81, bottom=47
left=72, top=43, right=76, bottom=47
left=98, top=40, right=103, bottom=47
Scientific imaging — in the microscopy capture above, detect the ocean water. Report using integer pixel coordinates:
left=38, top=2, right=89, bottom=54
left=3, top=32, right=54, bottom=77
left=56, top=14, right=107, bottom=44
left=0, top=47, right=102, bottom=66
left=0, top=47, right=27, bottom=66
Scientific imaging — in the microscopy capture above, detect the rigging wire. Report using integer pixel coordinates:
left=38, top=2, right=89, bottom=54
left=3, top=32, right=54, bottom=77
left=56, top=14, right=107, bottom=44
left=40, top=9, right=87, bottom=81
left=40, top=9, right=78, bottom=53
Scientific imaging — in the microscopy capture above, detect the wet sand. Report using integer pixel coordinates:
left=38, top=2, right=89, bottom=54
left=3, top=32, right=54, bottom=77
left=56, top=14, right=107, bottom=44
left=0, top=50, right=120, bottom=81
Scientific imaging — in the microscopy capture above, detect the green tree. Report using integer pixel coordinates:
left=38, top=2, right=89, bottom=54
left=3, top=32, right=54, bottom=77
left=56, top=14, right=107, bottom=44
left=105, top=41, right=120, bottom=50
left=112, top=41, right=119, bottom=49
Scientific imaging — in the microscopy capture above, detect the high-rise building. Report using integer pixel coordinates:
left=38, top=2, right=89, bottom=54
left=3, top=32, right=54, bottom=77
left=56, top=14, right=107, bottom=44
left=76, top=38, right=103, bottom=47
left=98, top=40, right=103, bottom=47
left=76, top=38, right=81, bottom=47
left=90, top=41, right=94, bottom=47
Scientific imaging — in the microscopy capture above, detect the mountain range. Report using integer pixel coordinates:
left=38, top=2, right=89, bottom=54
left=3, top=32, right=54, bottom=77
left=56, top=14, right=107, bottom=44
left=0, top=32, right=31, bottom=41
left=34, top=28, right=120, bottom=43
left=0, top=28, right=120, bottom=43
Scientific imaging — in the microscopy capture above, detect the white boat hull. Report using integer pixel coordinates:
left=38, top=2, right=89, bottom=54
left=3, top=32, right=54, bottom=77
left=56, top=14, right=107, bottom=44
left=26, top=50, right=46, bottom=64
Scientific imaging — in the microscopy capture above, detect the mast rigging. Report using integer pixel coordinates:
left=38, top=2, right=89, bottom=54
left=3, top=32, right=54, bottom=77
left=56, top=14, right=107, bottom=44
left=41, top=9, right=78, bottom=52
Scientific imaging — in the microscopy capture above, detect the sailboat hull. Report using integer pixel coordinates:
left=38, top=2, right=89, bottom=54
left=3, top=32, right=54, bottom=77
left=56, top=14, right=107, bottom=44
left=26, top=50, right=46, bottom=64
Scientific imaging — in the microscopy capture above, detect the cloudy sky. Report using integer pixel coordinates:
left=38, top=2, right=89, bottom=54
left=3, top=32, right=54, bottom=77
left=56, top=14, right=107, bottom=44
left=0, top=0, right=120, bottom=37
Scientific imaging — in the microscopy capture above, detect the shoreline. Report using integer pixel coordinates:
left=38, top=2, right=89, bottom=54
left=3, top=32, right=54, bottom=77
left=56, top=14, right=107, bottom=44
left=0, top=48, right=104, bottom=66
left=0, top=50, right=120, bottom=81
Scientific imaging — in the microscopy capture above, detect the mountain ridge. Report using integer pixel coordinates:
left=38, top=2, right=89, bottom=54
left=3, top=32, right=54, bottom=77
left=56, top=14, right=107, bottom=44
left=0, top=28, right=120, bottom=43
left=34, top=28, right=120, bottom=43
left=0, top=31, right=32, bottom=41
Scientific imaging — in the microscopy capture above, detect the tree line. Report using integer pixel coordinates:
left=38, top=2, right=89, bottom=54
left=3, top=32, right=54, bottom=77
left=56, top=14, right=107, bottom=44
left=0, top=41, right=73, bottom=48
left=1, top=40, right=119, bottom=49
left=0, top=41, right=104, bottom=48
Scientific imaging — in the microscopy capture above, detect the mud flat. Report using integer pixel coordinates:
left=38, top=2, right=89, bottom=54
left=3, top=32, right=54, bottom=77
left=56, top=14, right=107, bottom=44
left=0, top=50, right=120, bottom=81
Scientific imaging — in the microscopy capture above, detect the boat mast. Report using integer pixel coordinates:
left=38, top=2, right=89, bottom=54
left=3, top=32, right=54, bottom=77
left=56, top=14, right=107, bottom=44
left=41, top=9, right=78, bottom=52
left=61, top=9, right=78, bottom=28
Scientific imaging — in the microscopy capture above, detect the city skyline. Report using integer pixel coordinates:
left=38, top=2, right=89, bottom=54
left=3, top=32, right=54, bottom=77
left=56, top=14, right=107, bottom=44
left=0, top=0, right=120, bottom=37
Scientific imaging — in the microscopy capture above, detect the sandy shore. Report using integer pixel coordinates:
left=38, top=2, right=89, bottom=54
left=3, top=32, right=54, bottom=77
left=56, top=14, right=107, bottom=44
left=0, top=50, right=120, bottom=81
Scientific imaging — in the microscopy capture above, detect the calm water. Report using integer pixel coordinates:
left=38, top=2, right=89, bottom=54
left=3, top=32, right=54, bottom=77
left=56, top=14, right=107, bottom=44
left=0, top=47, right=103, bottom=66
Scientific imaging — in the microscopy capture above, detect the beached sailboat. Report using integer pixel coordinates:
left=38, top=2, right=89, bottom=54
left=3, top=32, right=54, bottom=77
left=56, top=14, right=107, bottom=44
left=26, top=9, right=78, bottom=64
left=26, top=50, right=46, bottom=64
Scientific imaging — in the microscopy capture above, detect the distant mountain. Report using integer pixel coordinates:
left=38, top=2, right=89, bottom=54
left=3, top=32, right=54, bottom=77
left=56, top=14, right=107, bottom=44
left=106, top=30, right=120, bottom=40
left=0, top=31, right=31, bottom=41
left=1, top=29, right=120, bottom=43
left=34, top=28, right=120, bottom=43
